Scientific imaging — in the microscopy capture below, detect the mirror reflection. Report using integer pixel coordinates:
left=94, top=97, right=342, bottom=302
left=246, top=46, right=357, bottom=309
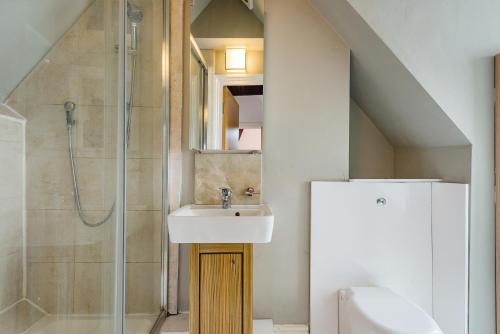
left=189, top=0, right=264, bottom=151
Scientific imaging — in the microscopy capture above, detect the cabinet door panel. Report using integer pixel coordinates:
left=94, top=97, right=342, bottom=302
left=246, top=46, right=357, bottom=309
left=200, top=253, right=243, bottom=334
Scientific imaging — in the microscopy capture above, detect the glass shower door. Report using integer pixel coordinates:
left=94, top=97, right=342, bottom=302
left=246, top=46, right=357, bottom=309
left=0, top=0, right=128, bottom=333
left=0, top=0, right=168, bottom=331
left=123, top=0, right=165, bottom=331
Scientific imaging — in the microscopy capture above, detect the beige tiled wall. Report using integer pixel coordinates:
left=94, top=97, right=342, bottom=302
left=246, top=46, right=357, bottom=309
left=5, top=0, right=163, bottom=315
left=166, top=0, right=190, bottom=314
left=194, top=153, right=262, bottom=205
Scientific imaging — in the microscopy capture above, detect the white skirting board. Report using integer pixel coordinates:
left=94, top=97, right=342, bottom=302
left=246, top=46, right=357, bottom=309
left=162, top=319, right=310, bottom=334
left=273, top=324, right=309, bottom=333
left=254, top=319, right=274, bottom=333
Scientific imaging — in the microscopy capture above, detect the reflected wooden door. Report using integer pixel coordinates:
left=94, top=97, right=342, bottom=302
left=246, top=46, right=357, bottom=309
left=223, top=86, right=240, bottom=150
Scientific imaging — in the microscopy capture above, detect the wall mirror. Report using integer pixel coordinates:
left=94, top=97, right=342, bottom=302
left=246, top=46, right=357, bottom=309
left=189, top=0, right=264, bottom=151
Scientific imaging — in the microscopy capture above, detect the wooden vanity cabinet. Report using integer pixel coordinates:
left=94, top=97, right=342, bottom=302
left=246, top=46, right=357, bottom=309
left=189, top=244, right=252, bottom=334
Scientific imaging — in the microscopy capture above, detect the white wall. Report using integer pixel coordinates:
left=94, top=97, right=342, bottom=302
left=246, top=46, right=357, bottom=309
left=345, top=0, right=496, bottom=142
left=235, top=95, right=263, bottom=128
left=349, top=99, right=394, bottom=179
left=349, top=99, right=472, bottom=183
left=394, top=146, right=471, bottom=184
left=0, top=0, right=92, bottom=101
left=260, top=0, right=350, bottom=323
left=337, top=1, right=498, bottom=331
left=310, top=0, right=469, bottom=149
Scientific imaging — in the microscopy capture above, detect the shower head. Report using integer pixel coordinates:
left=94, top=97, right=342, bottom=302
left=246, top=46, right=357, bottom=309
left=127, top=1, right=143, bottom=24
left=127, top=1, right=143, bottom=51
left=64, top=101, right=76, bottom=112
left=64, top=101, right=76, bottom=128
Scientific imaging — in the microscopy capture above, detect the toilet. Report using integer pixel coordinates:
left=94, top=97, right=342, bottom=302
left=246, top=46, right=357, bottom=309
left=339, top=287, right=443, bottom=334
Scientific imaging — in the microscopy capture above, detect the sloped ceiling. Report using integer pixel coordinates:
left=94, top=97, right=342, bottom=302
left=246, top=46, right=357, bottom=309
left=192, top=0, right=263, bottom=38
left=0, top=0, right=93, bottom=102
left=310, top=0, right=469, bottom=148
left=191, top=0, right=264, bottom=24
left=192, top=0, right=213, bottom=23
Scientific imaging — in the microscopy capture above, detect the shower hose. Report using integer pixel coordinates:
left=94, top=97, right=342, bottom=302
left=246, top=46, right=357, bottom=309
left=65, top=47, right=138, bottom=227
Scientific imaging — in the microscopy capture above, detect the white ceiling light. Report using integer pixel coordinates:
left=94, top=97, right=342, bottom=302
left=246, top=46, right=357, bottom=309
left=225, top=48, right=247, bottom=73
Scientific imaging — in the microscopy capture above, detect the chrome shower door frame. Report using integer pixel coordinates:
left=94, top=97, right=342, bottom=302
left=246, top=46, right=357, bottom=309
left=160, top=0, right=171, bottom=313
left=113, top=0, right=127, bottom=333
left=114, top=0, right=170, bottom=333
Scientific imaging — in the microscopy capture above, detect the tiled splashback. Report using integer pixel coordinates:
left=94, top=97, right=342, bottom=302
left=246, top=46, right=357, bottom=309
left=195, top=153, right=262, bottom=205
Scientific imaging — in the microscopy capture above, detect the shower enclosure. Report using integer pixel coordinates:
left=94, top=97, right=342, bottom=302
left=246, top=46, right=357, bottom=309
left=0, top=0, right=169, bottom=333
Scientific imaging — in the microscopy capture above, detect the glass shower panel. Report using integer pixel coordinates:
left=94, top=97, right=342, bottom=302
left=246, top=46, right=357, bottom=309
left=124, top=0, right=165, bottom=331
left=0, top=0, right=125, bottom=333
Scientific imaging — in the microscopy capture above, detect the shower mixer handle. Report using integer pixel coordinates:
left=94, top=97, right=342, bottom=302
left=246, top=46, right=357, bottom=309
left=64, top=101, right=76, bottom=128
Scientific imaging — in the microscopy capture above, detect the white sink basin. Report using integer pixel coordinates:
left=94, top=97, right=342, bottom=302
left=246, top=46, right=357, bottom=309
left=168, top=204, right=274, bottom=244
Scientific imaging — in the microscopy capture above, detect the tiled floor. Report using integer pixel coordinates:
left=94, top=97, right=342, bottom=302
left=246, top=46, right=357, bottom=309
left=0, top=300, right=45, bottom=333
left=24, top=314, right=157, bottom=334
left=160, top=313, right=188, bottom=333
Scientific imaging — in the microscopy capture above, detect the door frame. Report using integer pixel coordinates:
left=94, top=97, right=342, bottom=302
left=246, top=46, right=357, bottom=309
left=211, top=74, right=263, bottom=150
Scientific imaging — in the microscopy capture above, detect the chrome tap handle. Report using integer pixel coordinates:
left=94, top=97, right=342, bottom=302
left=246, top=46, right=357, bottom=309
left=219, top=187, right=232, bottom=197
left=219, top=187, right=232, bottom=209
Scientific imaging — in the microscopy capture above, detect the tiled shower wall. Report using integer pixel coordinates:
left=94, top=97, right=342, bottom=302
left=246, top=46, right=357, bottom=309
left=5, top=0, right=163, bottom=315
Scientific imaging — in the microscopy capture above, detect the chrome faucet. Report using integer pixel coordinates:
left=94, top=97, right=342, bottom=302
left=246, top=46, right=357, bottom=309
left=219, top=187, right=232, bottom=209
